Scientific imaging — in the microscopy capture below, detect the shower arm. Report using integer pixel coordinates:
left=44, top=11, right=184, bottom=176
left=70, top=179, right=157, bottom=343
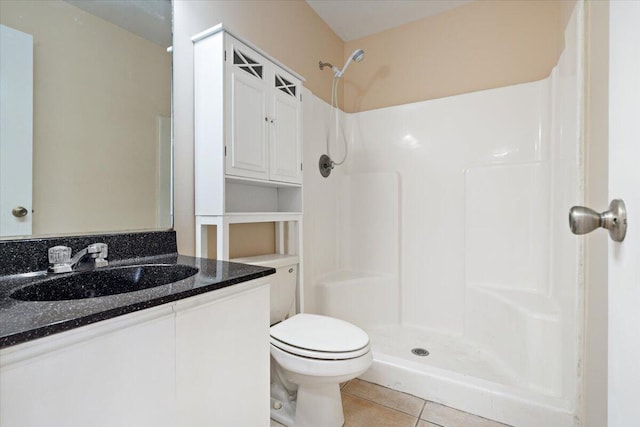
left=319, top=61, right=335, bottom=71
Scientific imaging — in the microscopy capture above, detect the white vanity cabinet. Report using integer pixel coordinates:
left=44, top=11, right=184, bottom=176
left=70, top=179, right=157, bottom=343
left=0, top=278, right=270, bottom=427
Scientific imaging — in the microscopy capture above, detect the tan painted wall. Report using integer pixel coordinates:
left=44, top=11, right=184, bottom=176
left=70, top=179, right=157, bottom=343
left=174, top=0, right=575, bottom=257
left=343, top=0, right=571, bottom=112
left=583, top=1, right=609, bottom=425
left=204, top=223, right=277, bottom=260
left=172, top=0, right=343, bottom=256
left=0, top=0, right=171, bottom=236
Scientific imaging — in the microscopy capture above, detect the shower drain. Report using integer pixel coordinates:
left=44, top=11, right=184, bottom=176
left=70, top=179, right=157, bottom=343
left=411, top=348, right=429, bottom=357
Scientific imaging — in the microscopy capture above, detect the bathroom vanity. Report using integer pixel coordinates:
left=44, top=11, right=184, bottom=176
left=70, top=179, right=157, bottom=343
left=0, top=231, right=274, bottom=427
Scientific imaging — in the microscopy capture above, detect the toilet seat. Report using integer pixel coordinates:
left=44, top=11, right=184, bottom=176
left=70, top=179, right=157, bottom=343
left=270, top=313, right=370, bottom=360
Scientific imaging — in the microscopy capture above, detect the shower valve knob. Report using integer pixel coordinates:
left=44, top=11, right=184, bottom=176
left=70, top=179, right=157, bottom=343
left=569, top=199, right=627, bottom=242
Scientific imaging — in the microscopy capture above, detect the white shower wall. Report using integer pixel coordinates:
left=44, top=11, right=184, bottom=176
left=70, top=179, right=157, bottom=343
left=303, top=5, right=582, bottom=425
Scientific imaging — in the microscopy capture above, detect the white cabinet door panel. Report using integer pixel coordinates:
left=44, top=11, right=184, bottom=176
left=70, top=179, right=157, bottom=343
left=0, top=310, right=176, bottom=427
left=270, top=89, right=302, bottom=184
left=227, top=69, right=269, bottom=179
left=175, top=284, right=270, bottom=427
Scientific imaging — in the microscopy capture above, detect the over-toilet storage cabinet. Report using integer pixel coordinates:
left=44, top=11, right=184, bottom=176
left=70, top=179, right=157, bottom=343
left=192, top=25, right=304, bottom=309
left=224, top=38, right=302, bottom=184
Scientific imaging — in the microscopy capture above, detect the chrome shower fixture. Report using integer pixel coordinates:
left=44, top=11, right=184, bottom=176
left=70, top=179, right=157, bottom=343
left=336, top=48, right=365, bottom=77
left=318, top=48, right=365, bottom=78
left=319, top=154, right=334, bottom=178
left=318, top=48, right=365, bottom=177
left=319, top=61, right=335, bottom=71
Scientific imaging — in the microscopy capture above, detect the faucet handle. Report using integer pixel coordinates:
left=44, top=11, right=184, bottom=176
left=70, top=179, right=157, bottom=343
left=48, top=246, right=73, bottom=273
left=48, top=246, right=71, bottom=264
left=88, top=243, right=108, bottom=267
left=88, top=243, right=108, bottom=257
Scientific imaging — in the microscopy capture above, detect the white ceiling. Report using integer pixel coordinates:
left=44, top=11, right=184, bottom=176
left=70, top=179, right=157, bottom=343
left=65, top=0, right=171, bottom=47
left=306, top=0, right=473, bottom=42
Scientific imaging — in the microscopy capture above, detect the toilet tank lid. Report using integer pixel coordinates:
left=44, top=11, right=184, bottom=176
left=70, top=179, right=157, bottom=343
left=230, top=254, right=299, bottom=269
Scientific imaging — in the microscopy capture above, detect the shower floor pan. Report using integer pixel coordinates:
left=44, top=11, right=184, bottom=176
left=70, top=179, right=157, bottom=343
left=367, top=325, right=520, bottom=387
left=359, top=325, right=575, bottom=427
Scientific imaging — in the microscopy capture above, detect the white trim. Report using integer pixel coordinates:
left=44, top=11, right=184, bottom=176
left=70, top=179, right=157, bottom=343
left=191, top=23, right=306, bottom=82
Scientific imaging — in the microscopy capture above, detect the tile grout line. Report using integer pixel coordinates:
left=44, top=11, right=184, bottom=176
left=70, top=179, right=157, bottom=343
left=344, top=380, right=506, bottom=427
left=341, top=388, right=425, bottom=419
left=415, top=399, right=447, bottom=427
left=277, top=383, right=507, bottom=427
left=417, top=399, right=426, bottom=426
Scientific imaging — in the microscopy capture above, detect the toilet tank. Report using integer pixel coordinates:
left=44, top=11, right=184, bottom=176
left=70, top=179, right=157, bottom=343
left=230, top=254, right=299, bottom=325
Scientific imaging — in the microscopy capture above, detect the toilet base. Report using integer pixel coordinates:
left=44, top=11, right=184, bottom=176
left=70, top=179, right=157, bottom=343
left=295, top=382, right=344, bottom=427
left=270, top=376, right=345, bottom=427
left=270, top=380, right=296, bottom=426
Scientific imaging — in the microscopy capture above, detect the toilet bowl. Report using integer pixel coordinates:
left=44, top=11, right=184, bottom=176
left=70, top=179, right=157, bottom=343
left=230, top=255, right=373, bottom=427
left=270, top=313, right=372, bottom=427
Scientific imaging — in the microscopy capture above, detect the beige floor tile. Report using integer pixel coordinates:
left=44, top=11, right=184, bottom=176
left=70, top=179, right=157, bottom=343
left=342, top=379, right=425, bottom=417
left=421, top=401, right=510, bottom=427
left=342, top=393, right=418, bottom=427
left=417, top=421, right=443, bottom=427
left=270, top=419, right=286, bottom=427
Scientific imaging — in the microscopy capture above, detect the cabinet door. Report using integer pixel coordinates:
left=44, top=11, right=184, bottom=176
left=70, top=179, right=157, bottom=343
left=175, top=283, right=270, bottom=427
left=0, top=307, right=176, bottom=427
left=269, top=70, right=302, bottom=184
left=225, top=40, right=269, bottom=180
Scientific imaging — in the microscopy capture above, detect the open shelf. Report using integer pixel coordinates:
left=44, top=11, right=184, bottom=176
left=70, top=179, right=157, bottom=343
left=225, top=181, right=301, bottom=214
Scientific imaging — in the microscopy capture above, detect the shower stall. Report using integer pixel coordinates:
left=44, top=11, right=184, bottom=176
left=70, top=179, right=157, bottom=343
left=302, top=4, right=583, bottom=427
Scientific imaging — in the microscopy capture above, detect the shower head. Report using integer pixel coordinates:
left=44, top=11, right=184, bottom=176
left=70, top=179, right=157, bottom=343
left=352, top=49, right=365, bottom=63
left=335, top=48, right=365, bottom=78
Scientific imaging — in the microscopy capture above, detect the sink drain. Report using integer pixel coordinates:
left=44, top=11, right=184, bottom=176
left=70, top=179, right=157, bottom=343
left=411, top=348, right=429, bottom=357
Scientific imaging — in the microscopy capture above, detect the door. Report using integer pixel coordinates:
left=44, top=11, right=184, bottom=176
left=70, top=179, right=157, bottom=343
left=225, top=39, right=269, bottom=180
left=608, top=2, right=640, bottom=425
left=156, top=115, right=172, bottom=228
left=270, top=70, right=302, bottom=184
left=0, top=24, right=33, bottom=237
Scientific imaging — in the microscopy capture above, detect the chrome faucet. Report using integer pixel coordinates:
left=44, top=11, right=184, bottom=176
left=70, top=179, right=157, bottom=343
left=48, top=243, right=109, bottom=273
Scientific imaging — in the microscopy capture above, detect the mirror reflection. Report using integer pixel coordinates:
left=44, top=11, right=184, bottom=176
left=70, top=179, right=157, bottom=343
left=0, top=0, right=172, bottom=239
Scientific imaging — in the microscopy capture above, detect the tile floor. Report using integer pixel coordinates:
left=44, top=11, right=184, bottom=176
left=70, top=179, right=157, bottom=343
left=270, top=379, right=510, bottom=427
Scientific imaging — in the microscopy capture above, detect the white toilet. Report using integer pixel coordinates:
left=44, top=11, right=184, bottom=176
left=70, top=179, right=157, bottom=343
left=232, top=254, right=372, bottom=427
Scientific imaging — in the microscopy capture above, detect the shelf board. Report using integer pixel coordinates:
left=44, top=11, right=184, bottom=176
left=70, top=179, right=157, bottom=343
left=225, top=175, right=301, bottom=189
left=196, top=212, right=302, bottom=224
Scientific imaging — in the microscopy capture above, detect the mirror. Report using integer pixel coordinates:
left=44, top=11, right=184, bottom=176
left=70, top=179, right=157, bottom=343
left=0, top=0, right=172, bottom=239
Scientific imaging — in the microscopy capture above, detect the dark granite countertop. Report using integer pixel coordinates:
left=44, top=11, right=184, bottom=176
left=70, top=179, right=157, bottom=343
left=0, top=232, right=275, bottom=349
